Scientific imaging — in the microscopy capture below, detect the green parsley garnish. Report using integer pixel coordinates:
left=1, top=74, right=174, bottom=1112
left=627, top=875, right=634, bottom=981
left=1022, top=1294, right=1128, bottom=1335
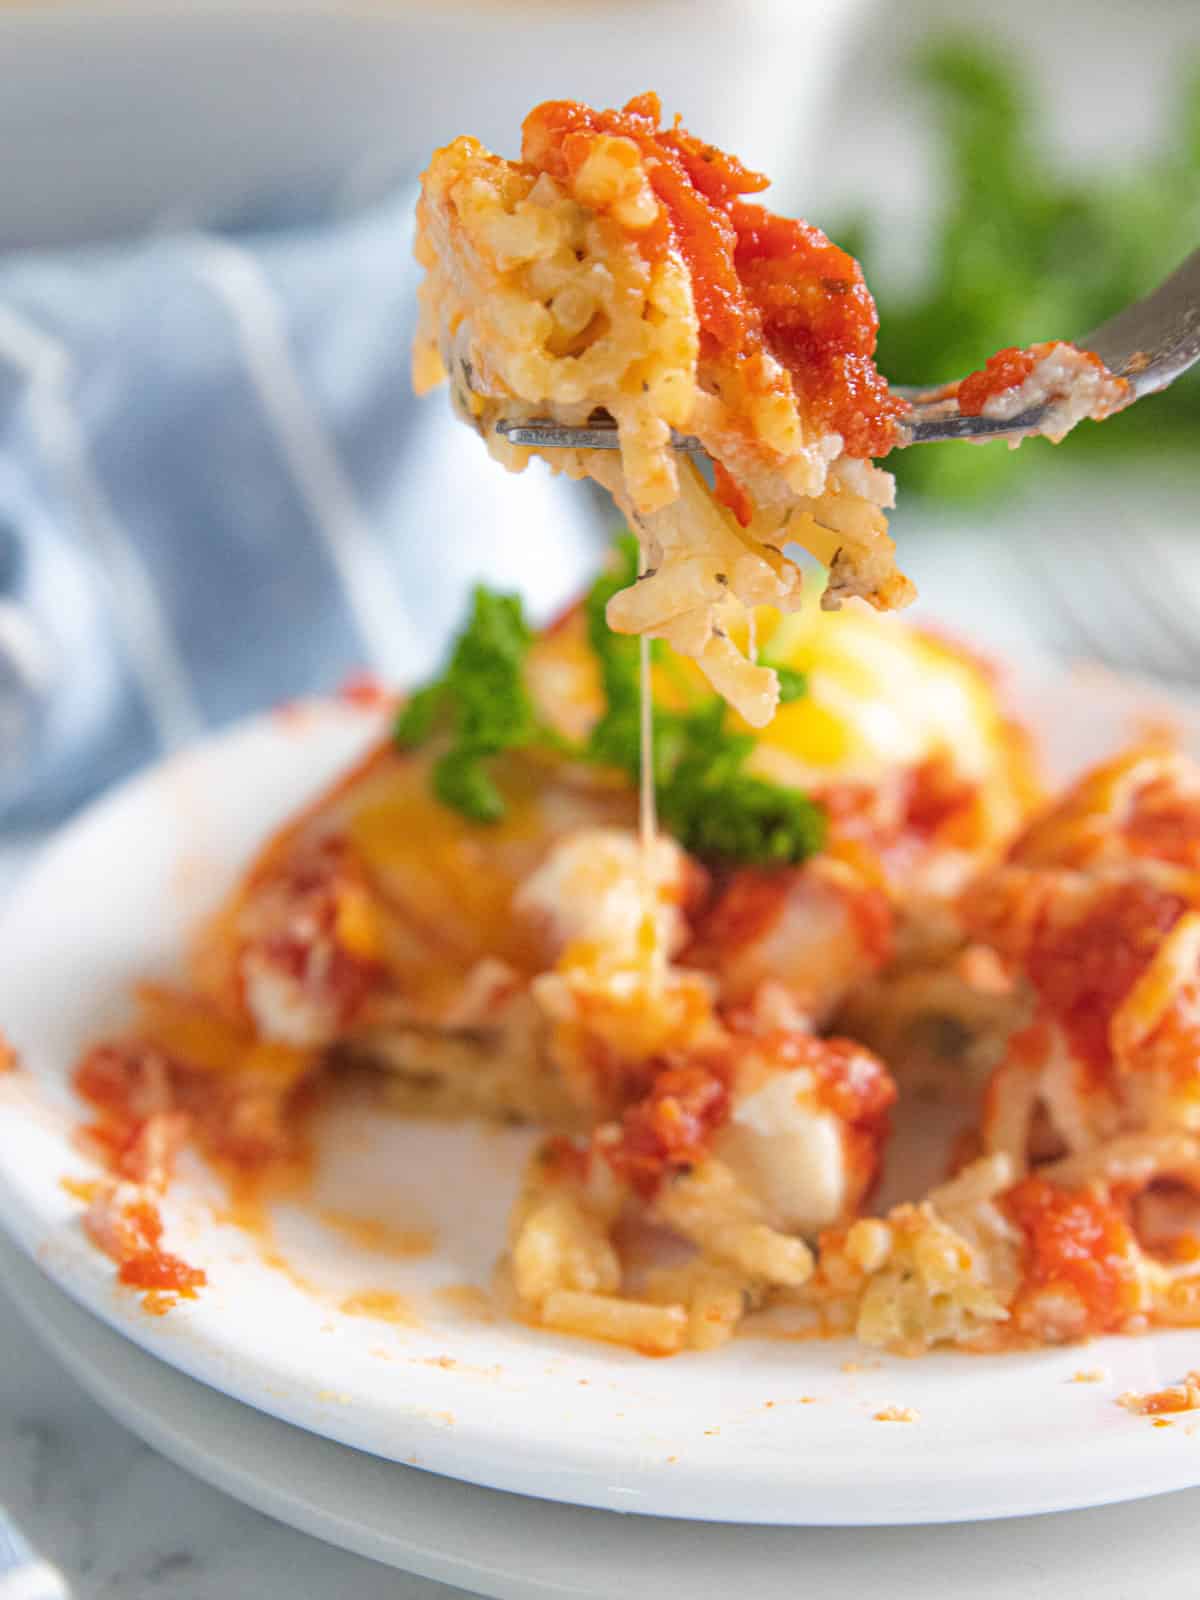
left=658, top=700, right=827, bottom=867
left=393, top=539, right=826, bottom=866
left=774, top=665, right=809, bottom=705
left=393, top=586, right=539, bottom=823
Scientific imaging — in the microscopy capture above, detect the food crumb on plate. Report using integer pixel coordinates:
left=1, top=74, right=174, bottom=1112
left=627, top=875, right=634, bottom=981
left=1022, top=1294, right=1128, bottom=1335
left=60, top=1175, right=101, bottom=1203
left=1117, top=1374, right=1200, bottom=1416
left=318, top=1208, right=436, bottom=1259
left=339, top=1289, right=419, bottom=1326
left=435, top=1284, right=497, bottom=1322
left=336, top=671, right=394, bottom=710
left=1070, top=1368, right=1109, bottom=1384
left=873, top=1406, right=919, bottom=1423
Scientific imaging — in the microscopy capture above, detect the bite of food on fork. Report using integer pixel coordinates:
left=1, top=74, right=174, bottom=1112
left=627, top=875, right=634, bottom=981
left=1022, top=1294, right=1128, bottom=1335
left=413, top=93, right=1197, bottom=732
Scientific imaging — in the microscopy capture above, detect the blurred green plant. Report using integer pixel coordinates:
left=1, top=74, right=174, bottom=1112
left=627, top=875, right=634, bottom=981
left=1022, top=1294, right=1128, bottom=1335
left=839, top=39, right=1200, bottom=501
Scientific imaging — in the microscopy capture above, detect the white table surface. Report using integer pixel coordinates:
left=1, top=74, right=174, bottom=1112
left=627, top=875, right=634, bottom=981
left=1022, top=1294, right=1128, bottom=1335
left=0, top=1278, right=468, bottom=1600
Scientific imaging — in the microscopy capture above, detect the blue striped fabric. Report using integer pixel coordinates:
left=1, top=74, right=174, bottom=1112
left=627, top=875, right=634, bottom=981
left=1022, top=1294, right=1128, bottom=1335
left=0, top=190, right=604, bottom=827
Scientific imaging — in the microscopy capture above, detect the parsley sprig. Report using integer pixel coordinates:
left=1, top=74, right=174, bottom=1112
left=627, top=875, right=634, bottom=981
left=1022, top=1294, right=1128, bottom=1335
left=393, top=539, right=827, bottom=866
left=394, top=588, right=542, bottom=822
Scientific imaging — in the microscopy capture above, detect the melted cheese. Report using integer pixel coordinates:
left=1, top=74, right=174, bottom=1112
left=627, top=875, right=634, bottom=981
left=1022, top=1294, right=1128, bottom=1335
left=754, top=601, right=1005, bottom=788
left=531, top=593, right=1026, bottom=807
left=717, top=1068, right=847, bottom=1233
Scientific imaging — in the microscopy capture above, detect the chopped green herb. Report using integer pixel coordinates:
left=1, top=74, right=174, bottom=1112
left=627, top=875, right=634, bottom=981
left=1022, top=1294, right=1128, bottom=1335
left=392, top=681, right=444, bottom=747
left=432, top=747, right=507, bottom=824
left=393, top=537, right=828, bottom=867
left=658, top=700, right=827, bottom=866
left=393, top=585, right=538, bottom=823
left=774, top=665, right=809, bottom=705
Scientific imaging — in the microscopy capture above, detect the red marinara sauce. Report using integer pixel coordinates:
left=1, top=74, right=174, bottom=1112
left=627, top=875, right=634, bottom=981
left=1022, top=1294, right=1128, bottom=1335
left=521, top=93, right=906, bottom=468
left=336, top=671, right=394, bottom=710
left=115, top=1201, right=207, bottom=1294
left=1007, top=1177, right=1141, bottom=1335
left=794, top=1032, right=897, bottom=1132
left=1119, top=773, right=1200, bottom=872
left=606, top=1060, right=731, bottom=1198
left=685, top=864, right=894, bottom=975
left=956, top=345, right=1047, bottom=415
left=956, top=340, right=1113, bottom=416
left=1023, top=879, right=1187, bottom=1078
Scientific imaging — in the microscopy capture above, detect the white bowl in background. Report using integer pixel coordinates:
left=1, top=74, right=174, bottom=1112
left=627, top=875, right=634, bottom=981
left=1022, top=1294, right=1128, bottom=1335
left=1, top=0, right=870, bottom=249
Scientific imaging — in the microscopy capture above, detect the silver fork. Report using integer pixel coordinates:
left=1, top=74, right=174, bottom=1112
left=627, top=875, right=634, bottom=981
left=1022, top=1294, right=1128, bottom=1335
left=495, top=246, right=1200, bottom=452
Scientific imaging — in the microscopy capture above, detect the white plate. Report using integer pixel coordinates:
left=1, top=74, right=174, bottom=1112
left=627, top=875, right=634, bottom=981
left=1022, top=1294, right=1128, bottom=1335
left=2, top=673, right=1200, bottom=1529
left=9, top=1225, right=1200, bottom=1600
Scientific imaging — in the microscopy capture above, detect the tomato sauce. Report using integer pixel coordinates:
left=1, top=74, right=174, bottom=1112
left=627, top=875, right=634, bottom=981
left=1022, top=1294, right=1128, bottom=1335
left=685, top=862, right=891, bottom=977
left=956, top=340, right=1109, bottom=416
left=113, top=1200, right=207, bottom=1294
left=74, top=1012, right=309, bottom=1176
left=1120, top=775, right=1200, bottom=871
left=712, top=460, right=754, bottom=527
left=336, top=672, right=394, bottom=710
left=1007, top=1176, right=1141, bottom=1334
left=799, top=1033, right=896, bottom=1132
left=684, top=866, right=796, bottom=961
left=522, top=94, right=905, bottom=462
left=822, top=761, right=981, bottom=888
left=1023, top=880, right=1187, bottom=1077
left=606, top=1059, right=731, bottom=1197
left=956, top=346, right=1046, bottom=415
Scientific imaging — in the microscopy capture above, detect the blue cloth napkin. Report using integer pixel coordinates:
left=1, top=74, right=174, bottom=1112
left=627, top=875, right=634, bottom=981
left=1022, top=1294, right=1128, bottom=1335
left=0, top=191, right=605, bottom=826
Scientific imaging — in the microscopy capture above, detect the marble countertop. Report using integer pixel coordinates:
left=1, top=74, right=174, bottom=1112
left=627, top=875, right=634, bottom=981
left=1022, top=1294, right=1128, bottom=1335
left=0, top=1282, right=465, bottom=1600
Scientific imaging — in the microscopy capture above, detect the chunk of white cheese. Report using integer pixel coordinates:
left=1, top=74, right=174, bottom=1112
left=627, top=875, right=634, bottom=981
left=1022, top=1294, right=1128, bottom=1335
left=514, top=827, right=690, bottom=965
left=715, top=1068, right=847, bottom=1235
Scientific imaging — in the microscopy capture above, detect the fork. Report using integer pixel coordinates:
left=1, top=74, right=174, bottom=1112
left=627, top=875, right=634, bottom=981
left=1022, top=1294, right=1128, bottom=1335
left=494, top=246, right=1200, bottom=452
